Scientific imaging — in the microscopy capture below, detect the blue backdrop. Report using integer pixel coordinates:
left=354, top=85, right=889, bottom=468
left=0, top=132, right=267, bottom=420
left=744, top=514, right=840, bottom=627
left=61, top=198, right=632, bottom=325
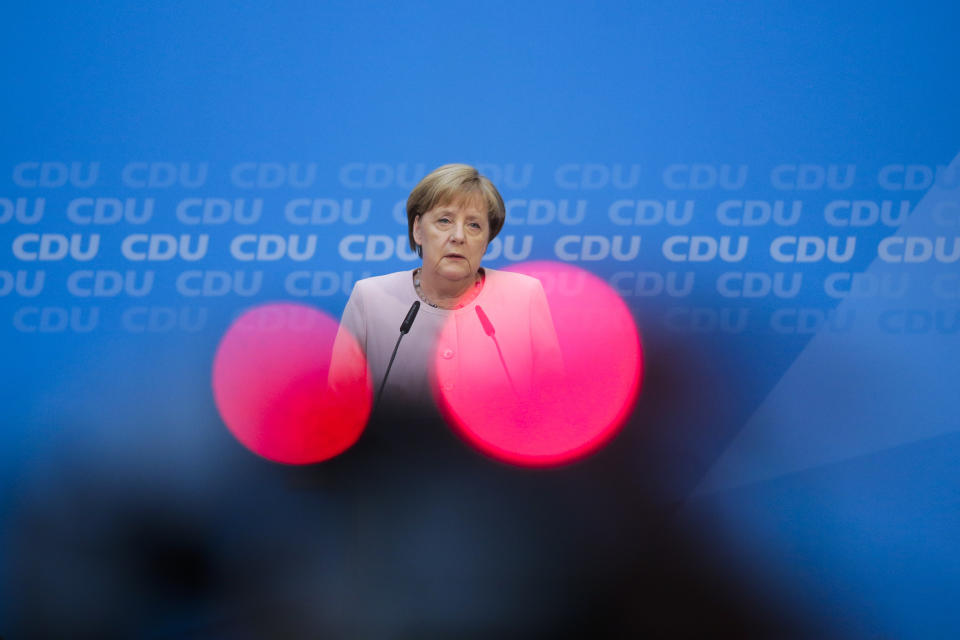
left=2, top=1, right=959, bottom=636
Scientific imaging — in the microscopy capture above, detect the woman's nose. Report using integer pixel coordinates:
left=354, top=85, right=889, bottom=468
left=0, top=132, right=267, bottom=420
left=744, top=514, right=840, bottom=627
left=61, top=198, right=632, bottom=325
left=450, top=222, right=466, bottom=241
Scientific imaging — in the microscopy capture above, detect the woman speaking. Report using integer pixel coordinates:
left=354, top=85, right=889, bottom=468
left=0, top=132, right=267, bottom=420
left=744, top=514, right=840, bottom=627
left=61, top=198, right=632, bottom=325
left=332, top=163, right=562, bottom=421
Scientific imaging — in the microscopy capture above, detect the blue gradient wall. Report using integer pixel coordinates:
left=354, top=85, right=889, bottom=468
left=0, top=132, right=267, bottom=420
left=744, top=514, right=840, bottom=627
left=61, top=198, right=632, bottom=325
left=2, top=2, right=958, bottom=636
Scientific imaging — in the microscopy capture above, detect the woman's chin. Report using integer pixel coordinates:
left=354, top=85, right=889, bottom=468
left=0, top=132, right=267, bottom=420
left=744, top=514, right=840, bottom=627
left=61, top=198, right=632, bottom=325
left=434, top=264, right=475, bottom=281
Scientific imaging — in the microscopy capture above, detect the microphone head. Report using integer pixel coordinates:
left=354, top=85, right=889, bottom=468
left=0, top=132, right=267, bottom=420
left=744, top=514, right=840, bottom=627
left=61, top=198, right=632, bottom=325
left=475, top=305, right=495, bottom=336
left=400, top=300, right=420, bottom=334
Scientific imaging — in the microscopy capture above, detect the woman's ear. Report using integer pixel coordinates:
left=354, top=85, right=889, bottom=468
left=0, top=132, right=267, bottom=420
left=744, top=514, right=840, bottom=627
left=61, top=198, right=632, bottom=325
left=412, top=215, right=422, bottom=245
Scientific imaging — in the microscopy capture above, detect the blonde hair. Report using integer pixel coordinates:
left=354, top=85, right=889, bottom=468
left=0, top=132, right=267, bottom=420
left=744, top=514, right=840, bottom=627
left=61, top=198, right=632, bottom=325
left=406, top=164, right=506, bottom=255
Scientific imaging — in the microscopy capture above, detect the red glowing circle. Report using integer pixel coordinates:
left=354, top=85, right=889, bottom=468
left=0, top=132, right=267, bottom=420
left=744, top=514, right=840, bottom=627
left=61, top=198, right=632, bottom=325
left=212, top=303, right=371, bottom=464
left=434, top=262, right=642, bottom=467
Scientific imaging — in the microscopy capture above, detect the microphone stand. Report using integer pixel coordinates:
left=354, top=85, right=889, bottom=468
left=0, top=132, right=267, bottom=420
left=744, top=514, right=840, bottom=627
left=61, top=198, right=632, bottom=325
left=376, top=301, right=420, bottom=408
left=475, top=306, right=519, bottom=399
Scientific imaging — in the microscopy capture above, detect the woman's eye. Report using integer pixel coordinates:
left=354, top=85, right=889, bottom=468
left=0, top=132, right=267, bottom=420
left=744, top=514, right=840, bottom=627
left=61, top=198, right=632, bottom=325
left=469, top=222, right=481, bottom=229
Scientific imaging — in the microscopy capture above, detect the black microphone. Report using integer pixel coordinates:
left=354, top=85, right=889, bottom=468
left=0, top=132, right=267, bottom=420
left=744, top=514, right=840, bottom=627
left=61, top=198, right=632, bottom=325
left=376, top=301, right=420, bottom=407
left=475, top=305, right=495, bottom=337
left=474, top=305, right=518, bottom=396
left=400, top=300, right=419, bottom=334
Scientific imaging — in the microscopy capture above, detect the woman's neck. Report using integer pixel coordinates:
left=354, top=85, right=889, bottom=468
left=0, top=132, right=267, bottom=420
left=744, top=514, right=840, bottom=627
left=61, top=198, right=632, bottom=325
left=415, top=267, right=483, bottom=309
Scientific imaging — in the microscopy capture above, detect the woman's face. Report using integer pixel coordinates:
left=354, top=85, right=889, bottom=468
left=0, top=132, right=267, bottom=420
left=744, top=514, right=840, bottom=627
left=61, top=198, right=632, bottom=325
left=413, top=198, right=490, bottom=284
